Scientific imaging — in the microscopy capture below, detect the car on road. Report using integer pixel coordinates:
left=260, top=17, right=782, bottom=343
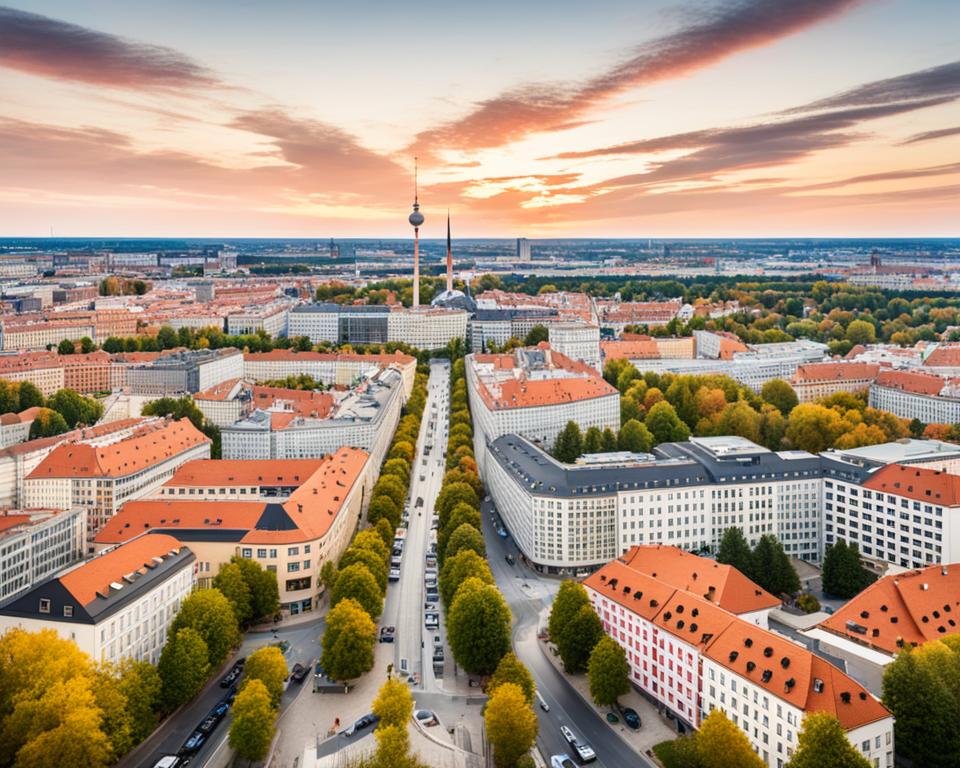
left=426, top=589, right=439, bottom=602
left=424, top=612, right=440, bottom=629
left=415, top=709, right=439, bottom=726
left=391, top=556, right=402, bottom=568
left=415, top=497, right=424, bottom=508
left=536, top=690, right=550, bottom=711
left=484, top=495, right=491, bottom=502
left=198, top=713, right=221, bottom=735
left=560, top=725, right=596, bottom=763
left=219, top=663, right=242, bottom=688
left=618, top=706, right=641, bottom=729
left=153, top=756, right=181, bottom=768
left=345, top=713, right=379, bottom=736
left=290, top=662, right=309, bottom=683
left=498, top=527, right=508, bottom=538
left=550, top=756, right=576, bottom=768
left=432, top=633, right=442, bottom=647
left=425, top=555, right=437, bottom=567
left=180, top=730, right=206, bottom=754
left=505, top=553, right=516, bottom=565
left=223, top=685, right=238, bottom=704
left=379, top=626, right=396, bottom=643
left=388, top=568, right=401, bottom=581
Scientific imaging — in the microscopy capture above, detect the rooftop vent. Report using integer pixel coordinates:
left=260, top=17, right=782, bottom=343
left=729, top=651, right=739, bottom=663
left=744, top=638, right=753, bottom=648
left=763, top=646, right=774, bottom=658
left=761, top=670, right=773, bottom=683
left=780, top=657, right=790, bottom=668
left=840, top=692, right=851, bottom=704
left=746, top=661, right=756, bottom=673
left=813, top=678, right=824, bottom=693
left=691, top=608, right=699, bottom=617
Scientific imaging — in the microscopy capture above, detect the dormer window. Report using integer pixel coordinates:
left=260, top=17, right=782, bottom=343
left=39, top=599, right=51, bottom=614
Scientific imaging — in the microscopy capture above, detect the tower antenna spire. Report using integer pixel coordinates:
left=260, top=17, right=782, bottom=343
left=414, top=156, right=419, bottom=205
left=445, top=209, right=453, bottom=293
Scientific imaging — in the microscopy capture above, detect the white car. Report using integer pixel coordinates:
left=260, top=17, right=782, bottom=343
left=560, top=725, right=596, bottom=763
left=550, top=757, right=576, bottom=768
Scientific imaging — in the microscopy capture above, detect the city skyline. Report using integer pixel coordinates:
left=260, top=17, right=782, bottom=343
left=1, top=0, right=959, bottom=238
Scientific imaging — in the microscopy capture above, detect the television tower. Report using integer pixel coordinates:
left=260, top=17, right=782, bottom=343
left=409, top=157, right=424, bottom=308
left=445, top=210, right=453, bottom=293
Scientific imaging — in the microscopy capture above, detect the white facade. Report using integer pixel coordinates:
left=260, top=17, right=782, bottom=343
left=242, top=352, right=416, bottom=400
left=0, top=508, right=87, bottom=603
left=287, top=307, right=340, bottom=344
left=386, top=309, right=468, bottom=350
left=869, top=381, right=960, bottom=424
left=548, top=323, right=601, bottom=370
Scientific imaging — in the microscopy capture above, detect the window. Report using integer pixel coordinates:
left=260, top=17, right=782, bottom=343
left=241, top=548, right=252, bottom=558
left=63, top=606, right=73, bottom=618
left=39, top=599, right=51, bottom=614
left=257, top=548, right=267, bottom=558
left=288, top=562, right=300, bottom=572
left=288, top=546, right=299, bottom=556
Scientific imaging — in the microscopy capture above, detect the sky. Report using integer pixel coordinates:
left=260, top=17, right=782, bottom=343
left=0, top=0, right=958, bottom=238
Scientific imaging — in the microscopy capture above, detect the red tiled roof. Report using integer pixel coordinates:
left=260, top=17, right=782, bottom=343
left=243, top=350, right=415, bottom=366
left=819, top=563, right=960, bottom=655
left=924, top=344, right=960, bottom=368
left=601, top=340, right=661, bottom=360
left=794, top=362, right=880, bottom=383
left=874, top=369, right=946, bottom=396
left=863, top=463, right=960, bottom=506
left=165, top=458, right=325, bottom=487
left=28, top=418, right=208, bottom=479
left=60, top=533, right=187, bottom=606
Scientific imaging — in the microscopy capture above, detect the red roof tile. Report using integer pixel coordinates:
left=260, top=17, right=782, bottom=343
left=863, top=463, right=960, bottom=506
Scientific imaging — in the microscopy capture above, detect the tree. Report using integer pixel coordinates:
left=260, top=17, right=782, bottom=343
left=846, top=319, right=877, bottom=345
left=786, top=713, right=871, bottom=768
left=114, top=658, right=161, bottom=746
left=229, top=679, right=276, bottom=762
left=158, top=628, right=210, bottom=710
left=169, top=588, right=240, bottom=667
left=320, top=559, right=339, bottom=595
left=696, top=709, right=765, bottom=768
left=488, top=652, right=535, bottom=705
left=17, top=382, right=44, bottom=410
left=28, top=408, right=70, bottom=439
left=11, top=691, right=112, bottom=768
left=438, top=504, right=481, bottom=560
left=372, top=474, right=408, bottom=509
left=821, top=539, right=874, bottom=599
left=331, top=563, right=383, bottom=619
left=372, top=675, right=414, bottom=729
left=617, top=419, right=654, bottom=453
left=447, top=578, right=512, bottom=675
left=548, top=580, right=590, bottom=641
left=523, top=325, right=549, bottom=346
left=212, top=562, right=253, bottom=625
left=339, top=546, right=389, bottom=592
left=375, top=517, right=396, bottom=549
left=716, top=527, right=754, bottom=576
left=156, top=325, right=178, bottom=350
left=645, top=400, right=690, bottom=444
left=371, top=724, right=420, bottom=768
left=141, top=396, right=205, bottom=430
left=601, top=427, right=618, bottom=451
left=761, top=379, right=799, bottom=416
left=368, top=495, right=401, bottom=528
left=485, top=682, right=538, bottom=768
left=442, top=523, right=486, bottom=563
left=46, top=388, right=103, bottom=428
left=750, top=534, right=800, bottom=596
left=583, top=426, right=603, bottom=454
left=715, top=402, right=762, bottom=444
left=243, top=646, right=288, bottom=706
left=440, top=548, right=494, bottom=606
left=588, top=636, right=630, bottom=707
left=92, top=664, right=136, bottom=759
left=557, top=604, right=604, bottom=673
left=321, top=598, right=377, bottom=681
left=436, top=481, right=479, bottom=521
left=785, top=403, right=845, bottom=453
left=553, top=420, right=583, bottom=462
left=231, top=556, right=280, bottom=621
left=57, top=339, right=75, bottom=355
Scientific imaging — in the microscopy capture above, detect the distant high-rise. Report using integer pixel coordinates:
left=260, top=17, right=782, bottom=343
left=408, top=158, right=424, bottom=308
left=516, top=237, right=531, bottom=261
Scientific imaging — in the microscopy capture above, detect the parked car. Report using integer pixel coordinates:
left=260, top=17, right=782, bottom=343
left=618, top=706, right=641, bottom=729
left=550, top=756, right=576, bottom=768
left=290, top=662, right=309, bottom=683
left=180, top=730, right=206, bottom=754
left=425, top=612, right=440, bottom=629
left=388, top=568, right=401, bottom=581
left=415, top=709, right=438, bottom=726
left=345, top=713, right=379, bottom=736
left=432, top=633, right=442, bottom=647
left=379, top=626, right=396, bottom=643
left=426, top=589, right=439, bottom=602
left=433, top=647, right=444, bottom=662
left=223, top=685, right=238, bottom=704
left=219, top=663, right=242, bottom=688
left=198, top=714, right=220, bottom=735
left=153, top=757, right=181, bottom=768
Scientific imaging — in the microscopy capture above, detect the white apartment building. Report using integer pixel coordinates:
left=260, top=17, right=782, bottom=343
left=868, top=370, right=960, bottom=424
left=586, top=550, right=894, bottom=768
left=466, top=346, right=620, bottom=473
left=192, top=378, right=247, bottom=427
left=467, top=309, right=562, bottom=352
left=791, top=362, right=881, bottom=403
left=126, top=348, right=244, bottom=395
left=242, top=351, right=416, bottom=400
left=386, top=307, right=469, bottom=350
left=94, top=448, right=370, bottom=615
left=221, top=367, right=404, bottom=469
left=0, top=507, right=87, bottom=603
left=548, top=322, right=601, bottom=370
left=226, top=301, right=292, bottom=337
left=287, top=304, right=342, bottom=344
left=0, top=409, right=35, bottom=449
left=485, top=434, right=822, bottom=573
left=0, top=534, right=195, bottom=665
left=23, top=418, right=211, bottom=535
left=0, top=321, right=96, bottom=352
left=288, top=303, right=468, bottom=349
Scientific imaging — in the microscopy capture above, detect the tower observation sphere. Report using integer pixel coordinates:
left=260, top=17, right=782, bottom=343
left=409, top=205, right=424, bottom=228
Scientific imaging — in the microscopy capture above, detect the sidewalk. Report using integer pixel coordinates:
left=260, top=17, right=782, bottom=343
left=537, top=611, right=675, bottom=758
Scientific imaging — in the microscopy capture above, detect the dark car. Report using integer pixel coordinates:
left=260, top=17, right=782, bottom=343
left=210, top=701, right=230, bottom=719
left=505, top=553, right=516, bottom=565
left=219, top=664, right=241, bottom=688
left=344, top=713, right=380, bottom=736
left=223, top=685, right=238, bottom=704
left=198, top=714, right=220, bottom=734
left=379, top=627, right=396, bottom=643
left=180, top=730, right=206, bottom=754
left=619, top=707, right=641, bottom=729
left=290, top=662, right=309, bottom=683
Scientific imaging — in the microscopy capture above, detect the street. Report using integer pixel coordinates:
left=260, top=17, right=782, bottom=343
left=480, top=498, right=657, bottom=768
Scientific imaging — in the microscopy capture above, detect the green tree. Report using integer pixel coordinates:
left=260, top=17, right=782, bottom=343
left=320, top=559, right=338, bottom=595
left=786, top=713, right=871, bottom=768
left=156, top=325, right=178, bottom=350
left=229, top=679, right=276, bottom=762
left=696, top=709, right=765, bottom=768
left=761, top=379, right=799, bottom=416
left=372, top=474, right=408, bottom=509
left=447, top=578, right=512, bottom=675
left=438, top=504, right=481, bottom=561
left=231, top=556, right=280, bottom=621
left=717, top=527, right=754, bottom=576
left=339, top=546, right=389, bottom=592
left=17, top=382, right=44, bottom=410
left=158, top=628, right=210, bottom=710
left=548, top=580, right=590, bottom=641
left=645, top=400, right=690, bottom=444
left=91, top=664, right=135, bottom=759
left=553, top=420, right=583, bottom=463
left=522, top=325, right=549, bottom=346
left=243, top=646, right=288, bottom=706
left=46, top=388, right=103, bottom=428
left=601, top=427, right=618, bottom=451
left=436, top=481, right=479, bottom=521
left=212, top=562, right=252, bottom=625
left=321, top=598, right=377, bottom=681
left=588, top=636, right=630, bottom=707
left=331, top=563, right=383, bottom=619
left=488, top=652, right=535, bottom=705
left=375, top=517, right=396, bottom=549
left=485, top=682, right=538, bottom=768
left=368, top=495, right=401, bottom=528
left=57, top=339, right=75, bottom=355
left=372, top=675, right=414, bottom=729
left=846, top=319, right=877, bottom=345
left=617, top=418, right=654, bottom=453
left=28, top=408, right=70, bottom=439
left=583, top=426, right=603, bottom=454
left=141, top=396, right=205, bottom=430
left=442, top=523, right=486, bottom=564
left=114, top=658, right=161, bottom=746
left=750, top=534, right=800, bottom=596
left=822, top=539, right=875, bottom=599
left=557, top=604, right=604, bottom=673
left=169, top=588, right=240, bottom=667
left=440, top=548, right=494, bottom=606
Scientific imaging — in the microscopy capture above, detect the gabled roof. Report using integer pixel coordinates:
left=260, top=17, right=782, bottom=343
left=818, top=563, right=960, bottom=655
left=793, top=362, right=880, bottom=383
left=874, top=369, right=946, bottom=396
left=27, top=418, right=208, bottom=479
left=924, top=343, right=960, bottom=368
left=863, top=463, right=960, bottom=506
left=165, top=458, right=325, bottom=487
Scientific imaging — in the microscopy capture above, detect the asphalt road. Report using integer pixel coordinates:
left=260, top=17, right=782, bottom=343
left=131, top=616, right=325, bottom=768
left=480, top=499, right=656, bottom=768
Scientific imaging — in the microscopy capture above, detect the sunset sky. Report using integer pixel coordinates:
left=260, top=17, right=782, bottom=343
left=1, top=0, right=958, bottom=238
